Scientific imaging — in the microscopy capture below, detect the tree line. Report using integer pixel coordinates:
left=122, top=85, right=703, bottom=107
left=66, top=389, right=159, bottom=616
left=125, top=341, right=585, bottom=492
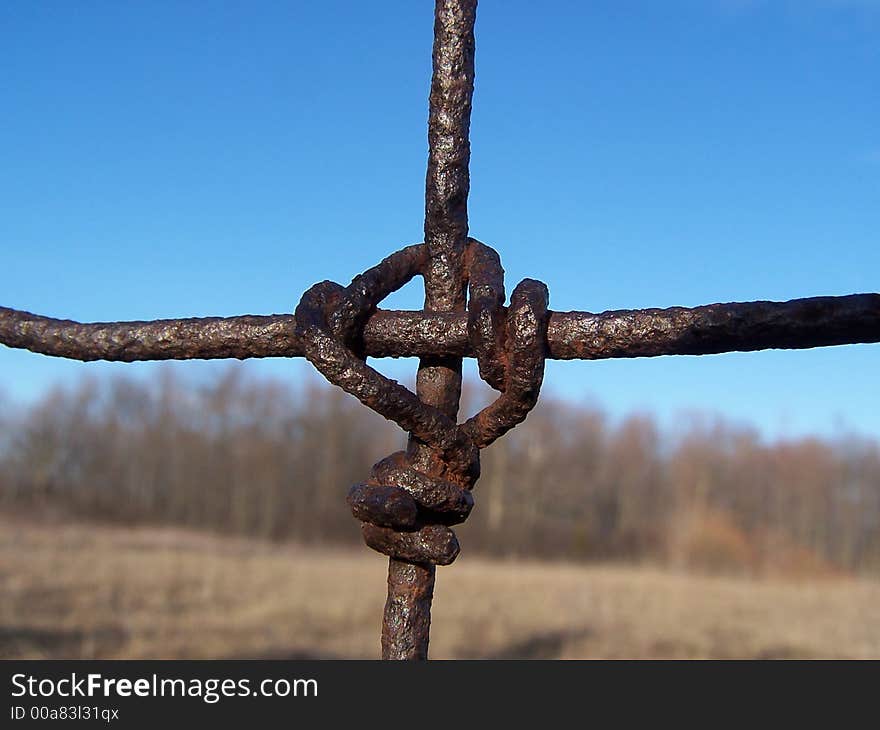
left=1, top=366, right=878, bottom=576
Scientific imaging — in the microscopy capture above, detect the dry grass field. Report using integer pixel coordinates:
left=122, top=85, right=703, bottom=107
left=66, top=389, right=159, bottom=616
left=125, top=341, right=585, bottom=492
left=2, top=516, right=879, bottom=659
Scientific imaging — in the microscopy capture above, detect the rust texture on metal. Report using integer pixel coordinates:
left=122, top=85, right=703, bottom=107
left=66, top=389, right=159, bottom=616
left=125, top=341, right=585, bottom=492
left=391, top=0, right=477, bottom=661
left=293, top=237, right=549, bottom=657
left=1, top=0, right=878, bottom=662
left=4, top=295, right=879, bottom=364
left=293, top=1, right=550, bottom=660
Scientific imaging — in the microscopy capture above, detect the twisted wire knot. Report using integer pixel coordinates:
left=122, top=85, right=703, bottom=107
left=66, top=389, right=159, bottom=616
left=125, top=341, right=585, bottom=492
left=294, top=239, right=549, bottom=565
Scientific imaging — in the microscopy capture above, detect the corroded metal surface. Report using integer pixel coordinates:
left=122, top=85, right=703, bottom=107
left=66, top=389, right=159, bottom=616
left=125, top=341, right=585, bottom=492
left=294, top=236, right=549, bottom=659
left=4, top=294, right=879, bottom=363
left=388, top=0, right=477, bottom=661
left=547, top=295, right=880, bottom=359
left=382, top=560, right=435, bottom=663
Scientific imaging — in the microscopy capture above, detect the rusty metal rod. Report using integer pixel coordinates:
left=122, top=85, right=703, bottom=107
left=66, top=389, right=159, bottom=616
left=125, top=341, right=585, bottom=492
left=2, top=293, right=878, bottom=363
left=381, top=0, right=478, bottom=662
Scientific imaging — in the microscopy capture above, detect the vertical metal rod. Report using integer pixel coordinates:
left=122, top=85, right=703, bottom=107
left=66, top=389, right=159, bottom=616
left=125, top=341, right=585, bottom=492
left=380, top=0, right=477, bottom=660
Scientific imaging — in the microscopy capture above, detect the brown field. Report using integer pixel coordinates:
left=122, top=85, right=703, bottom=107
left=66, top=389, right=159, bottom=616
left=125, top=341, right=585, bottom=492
left=2, top=517, right=879, bottom=659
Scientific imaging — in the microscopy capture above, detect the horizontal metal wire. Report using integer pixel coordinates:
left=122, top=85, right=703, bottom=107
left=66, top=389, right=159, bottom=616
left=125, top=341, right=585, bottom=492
left=2, top=292, right=878, bottom=363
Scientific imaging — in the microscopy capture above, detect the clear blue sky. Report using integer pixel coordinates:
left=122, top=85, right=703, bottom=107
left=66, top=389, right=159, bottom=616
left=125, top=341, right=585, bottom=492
left=2, top=1, right=878, bottom=441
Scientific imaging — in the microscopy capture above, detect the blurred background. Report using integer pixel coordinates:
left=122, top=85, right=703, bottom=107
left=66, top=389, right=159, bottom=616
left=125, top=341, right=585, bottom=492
left=2, top=1, right=878, bottom=658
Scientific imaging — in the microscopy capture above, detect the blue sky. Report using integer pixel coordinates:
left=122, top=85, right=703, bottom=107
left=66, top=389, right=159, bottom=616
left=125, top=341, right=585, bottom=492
left=2, top=1, right=878, bottom=441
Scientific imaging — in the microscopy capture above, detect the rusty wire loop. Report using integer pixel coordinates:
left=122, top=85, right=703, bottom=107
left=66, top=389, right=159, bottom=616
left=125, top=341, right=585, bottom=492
left=293, top=238, right=549, bottom=566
